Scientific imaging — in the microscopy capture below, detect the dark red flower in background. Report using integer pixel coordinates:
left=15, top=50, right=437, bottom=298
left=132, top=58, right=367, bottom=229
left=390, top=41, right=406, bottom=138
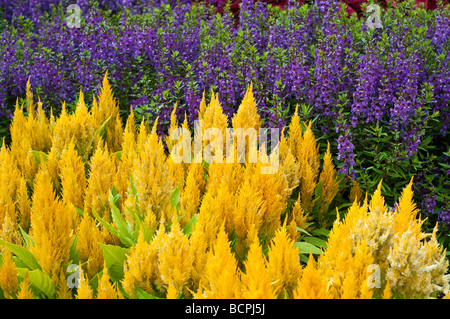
left=213, top=0, right=448, bottom=22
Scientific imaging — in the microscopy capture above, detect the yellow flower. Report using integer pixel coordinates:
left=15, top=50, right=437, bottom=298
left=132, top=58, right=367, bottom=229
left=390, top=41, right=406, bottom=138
left=241, top=235, right=276, bottom=299
left=122, top=229, right=159, bottom=298
left=76, top=265, right=94, bottom=299
left=294, top=254, right=331, bottom=299
left=266, top=224, right=302, bottom=298
left=29, top=163, right=72, bottom=279
left=194, top=225, right=241, bottom=299
left=16, top=272, right=35, bottom=299
left=77, top=214, right=104, bottom=279
left=0, top=246, right=18, bottom=299
left=96, top=264, right=123, bottom=299
left=158, top=217, right=193, bottom=295
left=318, top=142, right=339, bottom=221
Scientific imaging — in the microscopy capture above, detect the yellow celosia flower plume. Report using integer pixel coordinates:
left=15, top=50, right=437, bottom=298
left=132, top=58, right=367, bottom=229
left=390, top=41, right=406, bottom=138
left=158, top=217, right=193, bottom=296
left=77, top=213, right=104, bottom=279
left=122, top=228, right=159, bottom=298
left=241, top=234, right=276, bottom=299
left=194, top=224, right=241, bottom=299
left=29, top=162, right=72, bottom=279
left=0, top=246, right=18, bottom=299
left=266, top=223, right=302, bottom=298
left=16, top=273, right=35, bottom=299
left=294, top=254, right=331, bottom=299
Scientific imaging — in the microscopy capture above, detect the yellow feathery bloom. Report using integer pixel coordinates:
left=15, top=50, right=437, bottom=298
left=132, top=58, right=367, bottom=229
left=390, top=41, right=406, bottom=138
left=52, top=93, right=98, bottom=162
left=76, top=265, right=94, bottom=299
left=54, top=268, right=73, bottom=299
left=298, top=121, right=320, bottom=179
left=59, top=140, right=87, bottom=210
left=205, top=161, right=243, bottom=198
left=122, top=230, right=159, bottom=298
left=165, top=104, right=179, bottom=154
left=318, top=142, right=339, bottom=221
left=77, top=214, right=104, bottom=279
left=201, top=91, right=228, bottom=161
left=231, top=83, right=261, bottom=162
left=33, top=97, right=52, bottom=152
left=0, top=144, right=21, bottom=229
left=194, top=225, right=241, bottom=299
left=266, top=225, right=302, bottom=298
left=16, top=174, right=32, bottom=233
left=0, top=247, right=18, bottom=299
left=129, top=119, right=173, bottom=231
left=179, top=165, right=202, bottom=229
left=0, top=213, right=22, bottom=246
left=393, top=177, right=421, bottom=236
left=241, top=235, right=276, bottom=299
left=287, top=105, right=303, bottom=161
left=349, top=178, right=364, bottom=204
left=29, top=163, right=72, bottom=279
left=294, top=254, right=331, bottom=299
left=84, top=142, right=117, bottom=221
left=278, top=137, right=300, bottom=193
left=233, top=179, right=265, bottom=259
left=46, top=146, right=61, bottom=193
left=25, top=77, right=34, bottom=118
left=91, top=72, right=122, bottom=153
left=16, top=273, right=35, bottom=299
left=198, top=91, right=207, bottom=120
left=158, top=217, right=193, bottom=294
left=299, top=161, right=317, bottom=215
left=369, top=180, right=387, bottom=215
left=96, top=264, right=123, bottom=299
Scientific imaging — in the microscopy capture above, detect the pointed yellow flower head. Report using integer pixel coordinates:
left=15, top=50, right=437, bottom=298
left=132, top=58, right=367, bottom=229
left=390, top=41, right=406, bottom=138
left=233, top=179, right=265, bottom=259
left=76, top=265, right=94, bottom=299
left=241, top=235, right=276, bottom=299
left=369, top=180, right=386, bottom=214
left=84, top=142, right=117, bottom=221
left=299, top=161, right=317, bottom=215
left=158, top=217, right=193, bottom=294
left=179, top=165, right=202, bottom=228
left=318, top=142, right=339, bottom=220
left=194, top=224, right=241, bottom=299
left=266, top=224, right=302, bottom=298
left=122, top=229, right=159, bottom=298
left=25, top=77, right=34, bottom=118
left=198, top=90, right=207, bottom=120
left=60, top=139, right=87, bottom=210
left=16, top=174, right=32, bottom=232
left=30, top=162, right=72, bottom=278
left=393, top=177, right=420, bottom=236
left=349, top=178, right=363, bottom=204
left=77, top=214, right=104, bottom=279
left=130, top=118, right=173, bottom=230
left=0, top=247, right=18, bottom=299
left=91, top=72, right=122, bottom=153
left=294, top=254, right=331, bottom=299
left=165, top=103, right=179, bottom=154
left=287, top=105, right=303, bottom=161
left=96, top=264, right=123, bottom=299
left=298, top=121, right=320, bottom=179
left=16, top=273, right=35, bottom=299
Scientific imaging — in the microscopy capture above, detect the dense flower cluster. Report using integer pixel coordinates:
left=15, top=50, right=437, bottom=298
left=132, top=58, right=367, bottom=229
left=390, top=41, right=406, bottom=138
left=0, top=77, right=448, bottom=299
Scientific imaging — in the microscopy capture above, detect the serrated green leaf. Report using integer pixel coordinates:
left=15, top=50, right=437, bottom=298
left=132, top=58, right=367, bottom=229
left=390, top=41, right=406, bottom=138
left=182, top=214, right=198, bottom=237
left=98, top=243, right=129, bottom=283
left=16, top=268, right=55, bottom=299
left=135, top=285, right=162, bottom=299
left=0, top=238, right=40, bottom=270
left=302, top=236, right=327, bottom=249
left=311, top=228, right=330, bottom=237
left=170, top=180, right=181, bottom=211
left=294, top=241, right=322, bottom=255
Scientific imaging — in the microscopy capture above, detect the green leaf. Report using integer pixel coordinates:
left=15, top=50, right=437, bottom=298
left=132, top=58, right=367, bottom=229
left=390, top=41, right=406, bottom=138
left=0, top=239, right=40, bottom=270
left=135, top=285, right=162, bottom=299
left=182, top=214, right=198, bottom=237
left=311, top=228, right=330, bottom=237
left=302, top=236, right=327, bottom=249
left=69, top=235, right=79, bottom=264
left=98, top=243, right=129, bottom=282
left=28, top=150, right=48, bottom=164
left=18, top=225, right=34, bottom=249
left=91, top=206, right=119, bottom=238
left=170, top=180, right=181, bottom=211
left=296, top=226, right=312, bottom=236
left=110, top=191, right=134, bottom=247
left=16, top=268, right=56, bottom=299
left=294, top=241, right=322, bottom=255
